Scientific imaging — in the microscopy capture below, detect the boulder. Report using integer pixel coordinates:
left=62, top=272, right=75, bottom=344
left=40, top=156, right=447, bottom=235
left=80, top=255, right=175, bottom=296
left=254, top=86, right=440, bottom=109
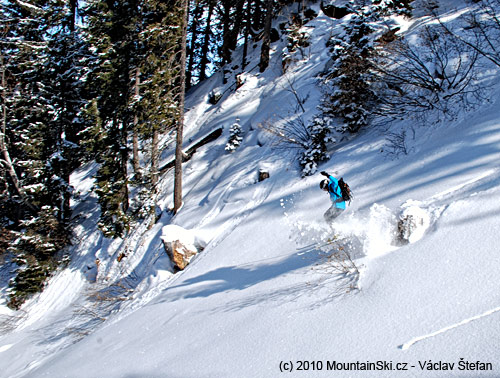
left=397, top=201, right=430, bottom=244
left=208, top=90, right=222, bottom=105
left=161, top=225, right=205, bottom=271
left=258, top=169, right=270, bottom=182
left=163, top=239, right=198, bottom=271
left=320, top=2, right=350, bottom=19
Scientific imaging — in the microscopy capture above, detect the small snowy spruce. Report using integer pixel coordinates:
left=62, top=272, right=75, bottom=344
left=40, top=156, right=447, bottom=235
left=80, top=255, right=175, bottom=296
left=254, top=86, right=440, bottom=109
left=300, top=116, right=334, bottom=176
left=225, top=119, right=243, bottom=152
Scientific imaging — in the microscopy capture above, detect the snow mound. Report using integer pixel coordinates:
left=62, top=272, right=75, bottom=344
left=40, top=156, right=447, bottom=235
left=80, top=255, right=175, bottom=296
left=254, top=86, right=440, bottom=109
left=397, top=200, right=432, bottom=244
left=332, top=204, right=398, bottom=259
left=160, top=225, right=206, bottom=252
left=285, top=201, right=400, bottom=260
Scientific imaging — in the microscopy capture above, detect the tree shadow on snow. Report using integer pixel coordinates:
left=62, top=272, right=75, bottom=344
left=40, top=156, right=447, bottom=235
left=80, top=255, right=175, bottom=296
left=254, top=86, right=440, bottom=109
left=160, top=251, right=320, bottom=301
left=156, top=236, right=363, bottom=312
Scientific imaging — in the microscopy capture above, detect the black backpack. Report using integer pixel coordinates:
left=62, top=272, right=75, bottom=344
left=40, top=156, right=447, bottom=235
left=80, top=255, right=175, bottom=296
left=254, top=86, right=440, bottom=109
left=338, top=178, right=353, bottom=203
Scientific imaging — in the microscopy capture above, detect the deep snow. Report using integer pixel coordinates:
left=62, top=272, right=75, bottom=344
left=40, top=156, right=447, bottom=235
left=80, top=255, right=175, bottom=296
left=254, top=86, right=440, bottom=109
left=1, top=1, right=500, bottom=377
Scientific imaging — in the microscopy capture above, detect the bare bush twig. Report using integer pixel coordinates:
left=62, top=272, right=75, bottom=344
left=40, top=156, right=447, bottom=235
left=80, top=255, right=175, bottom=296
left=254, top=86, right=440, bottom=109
left=373, top=23, right=485, bottom=123
left=385, top=129, right=415, bottom=157
left=258, top=115, right=310, bottom=151
left=431, top=0, right=500, bottom=69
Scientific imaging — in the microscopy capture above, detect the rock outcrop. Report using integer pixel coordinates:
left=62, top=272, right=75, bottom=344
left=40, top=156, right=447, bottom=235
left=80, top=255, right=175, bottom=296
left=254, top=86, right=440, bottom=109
left=161, top=225, right=205, bottom=271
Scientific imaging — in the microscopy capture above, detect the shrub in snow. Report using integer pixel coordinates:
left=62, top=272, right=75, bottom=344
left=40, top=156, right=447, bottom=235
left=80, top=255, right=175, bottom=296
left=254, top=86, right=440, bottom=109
left=384, top=128, right=414, bottom=157
left=374, top=24, right=483, bottom=123
left=286, top=23, right=310, bottom=55
left=225, top=119, right=243, bottom=152
left=130, top=185, right=158, bottom=222
left=282, top=18, right=312, bottom=72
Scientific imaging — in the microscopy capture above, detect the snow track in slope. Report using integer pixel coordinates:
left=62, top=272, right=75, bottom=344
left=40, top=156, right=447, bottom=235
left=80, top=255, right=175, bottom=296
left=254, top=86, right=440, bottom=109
left=400, top=305, right=500, bottom=350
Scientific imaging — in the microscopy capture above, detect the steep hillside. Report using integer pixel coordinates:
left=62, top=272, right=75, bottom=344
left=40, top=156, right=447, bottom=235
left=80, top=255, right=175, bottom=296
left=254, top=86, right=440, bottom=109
left=1, top=1, right=500, bottom=377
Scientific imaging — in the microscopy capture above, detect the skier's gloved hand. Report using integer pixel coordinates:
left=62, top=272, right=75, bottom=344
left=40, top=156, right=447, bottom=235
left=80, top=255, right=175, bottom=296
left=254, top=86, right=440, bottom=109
left=320, top=171, right=329, bottom=177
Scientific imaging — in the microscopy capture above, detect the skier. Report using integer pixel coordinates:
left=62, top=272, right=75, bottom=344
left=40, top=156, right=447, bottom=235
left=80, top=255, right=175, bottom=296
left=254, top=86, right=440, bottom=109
left=319, top=171, right=346, bottom=222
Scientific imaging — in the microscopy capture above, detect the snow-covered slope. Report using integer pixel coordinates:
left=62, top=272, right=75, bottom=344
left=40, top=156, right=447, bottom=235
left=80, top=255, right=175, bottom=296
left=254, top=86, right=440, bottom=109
left=1, top=1, right=500, bottom=377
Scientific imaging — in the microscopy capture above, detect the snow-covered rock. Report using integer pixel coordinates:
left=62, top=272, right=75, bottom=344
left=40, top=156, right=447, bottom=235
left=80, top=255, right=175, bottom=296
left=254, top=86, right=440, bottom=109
left=397, top=200, right=431, bottom=244
left=160, top=225, right=205, bottom=270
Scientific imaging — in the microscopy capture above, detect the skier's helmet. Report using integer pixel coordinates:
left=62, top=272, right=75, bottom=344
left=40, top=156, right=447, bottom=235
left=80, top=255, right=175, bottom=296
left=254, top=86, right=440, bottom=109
left=320, top=179, right=329, bottom=190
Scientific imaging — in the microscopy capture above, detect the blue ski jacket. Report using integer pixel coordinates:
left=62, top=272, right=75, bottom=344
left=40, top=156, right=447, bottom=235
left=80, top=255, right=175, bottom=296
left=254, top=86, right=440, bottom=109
left=327, top=175, right=346, bottom=210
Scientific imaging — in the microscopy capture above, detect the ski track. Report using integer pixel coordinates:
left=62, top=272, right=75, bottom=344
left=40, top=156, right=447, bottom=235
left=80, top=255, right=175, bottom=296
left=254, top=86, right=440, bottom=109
left=117, top=166, right=277, bottom=317
left=196, top=170, right=247, bottom=229
left=400, top=305, right=500, bottom=350
left=191, top=171, right=276, bottom=263
left=428, top=168, right=499, bottom=204
left=0, top=343, right=12, bottom=353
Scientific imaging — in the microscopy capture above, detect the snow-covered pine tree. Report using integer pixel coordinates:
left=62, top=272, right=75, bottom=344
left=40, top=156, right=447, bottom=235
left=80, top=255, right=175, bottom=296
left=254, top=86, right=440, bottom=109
left=43, top=24, right=90, bottom=225
left=322, top=2, right=378, bottom=134
left=8, top=206, right=68, bottom=308
left=0, top=0, right=49, bottom=217
left=83, top=0, right=143, bottom=237
left=299, top=2, right=376, bottom=175
left=139, top=0, right=189, bottom=221
left=300, top=116, right=334, bottom=176
left=301, top=1, right=400, bottom=176
left=373, top=0, right=413, bottom=17
left=1, top=0, right=87, bottom=308
left=225, top=118, right=243, bottom=152
left=300, top=0, right=414, bottom=176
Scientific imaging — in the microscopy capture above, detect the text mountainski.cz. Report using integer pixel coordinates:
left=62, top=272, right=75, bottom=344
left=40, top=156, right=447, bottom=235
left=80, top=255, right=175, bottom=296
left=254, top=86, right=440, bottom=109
left=278, top=359, right=493, bottom=373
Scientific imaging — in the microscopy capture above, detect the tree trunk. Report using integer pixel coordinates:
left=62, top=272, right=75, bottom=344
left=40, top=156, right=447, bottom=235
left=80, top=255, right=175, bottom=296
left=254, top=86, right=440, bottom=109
left=173, top=0, right=189, bottom=214
left=253, top=0, right=264, bottom=30
left=119, top=117, right=129, bottom=214
left=69, top=0, right=77, bottom=32
left=149, top=125, right=159, bottom=228
left=132, top=67, right=141, bottom=180
left=62, top=169, right=72, bottom=224
left=259, top=0, right=273, bottom=72
left=242, top=0, right=252, bottom=69
left=151, top=127, right=159, bottom=194
left=227, top=0, right=246, bottom=53
left=0, top=55, right=36, bottom=213
left=220, top=0, right=233, bottom=66
left=186, top=1, right=203, bottom=90
left=199, top=0, right=215, bottom=82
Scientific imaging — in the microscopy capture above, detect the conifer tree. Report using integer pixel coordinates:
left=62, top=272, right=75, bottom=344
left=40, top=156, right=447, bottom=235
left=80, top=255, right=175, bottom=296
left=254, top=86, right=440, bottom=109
left=259, top=0, right=275, bottom=72
left=323, top=2, right=379, bottom=133
left=225, top=118, right=243, bottom=152
left=83, top=0, right=143, bottom=237
left=1, top=0, right=88, bottom=308
left=300, top=0, right=412, bottom=175
left=138, top=0, right=189, bottom=218
left=174, top=0, right=190, bottom=214
left=1, top=0, right=86, bottom=224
